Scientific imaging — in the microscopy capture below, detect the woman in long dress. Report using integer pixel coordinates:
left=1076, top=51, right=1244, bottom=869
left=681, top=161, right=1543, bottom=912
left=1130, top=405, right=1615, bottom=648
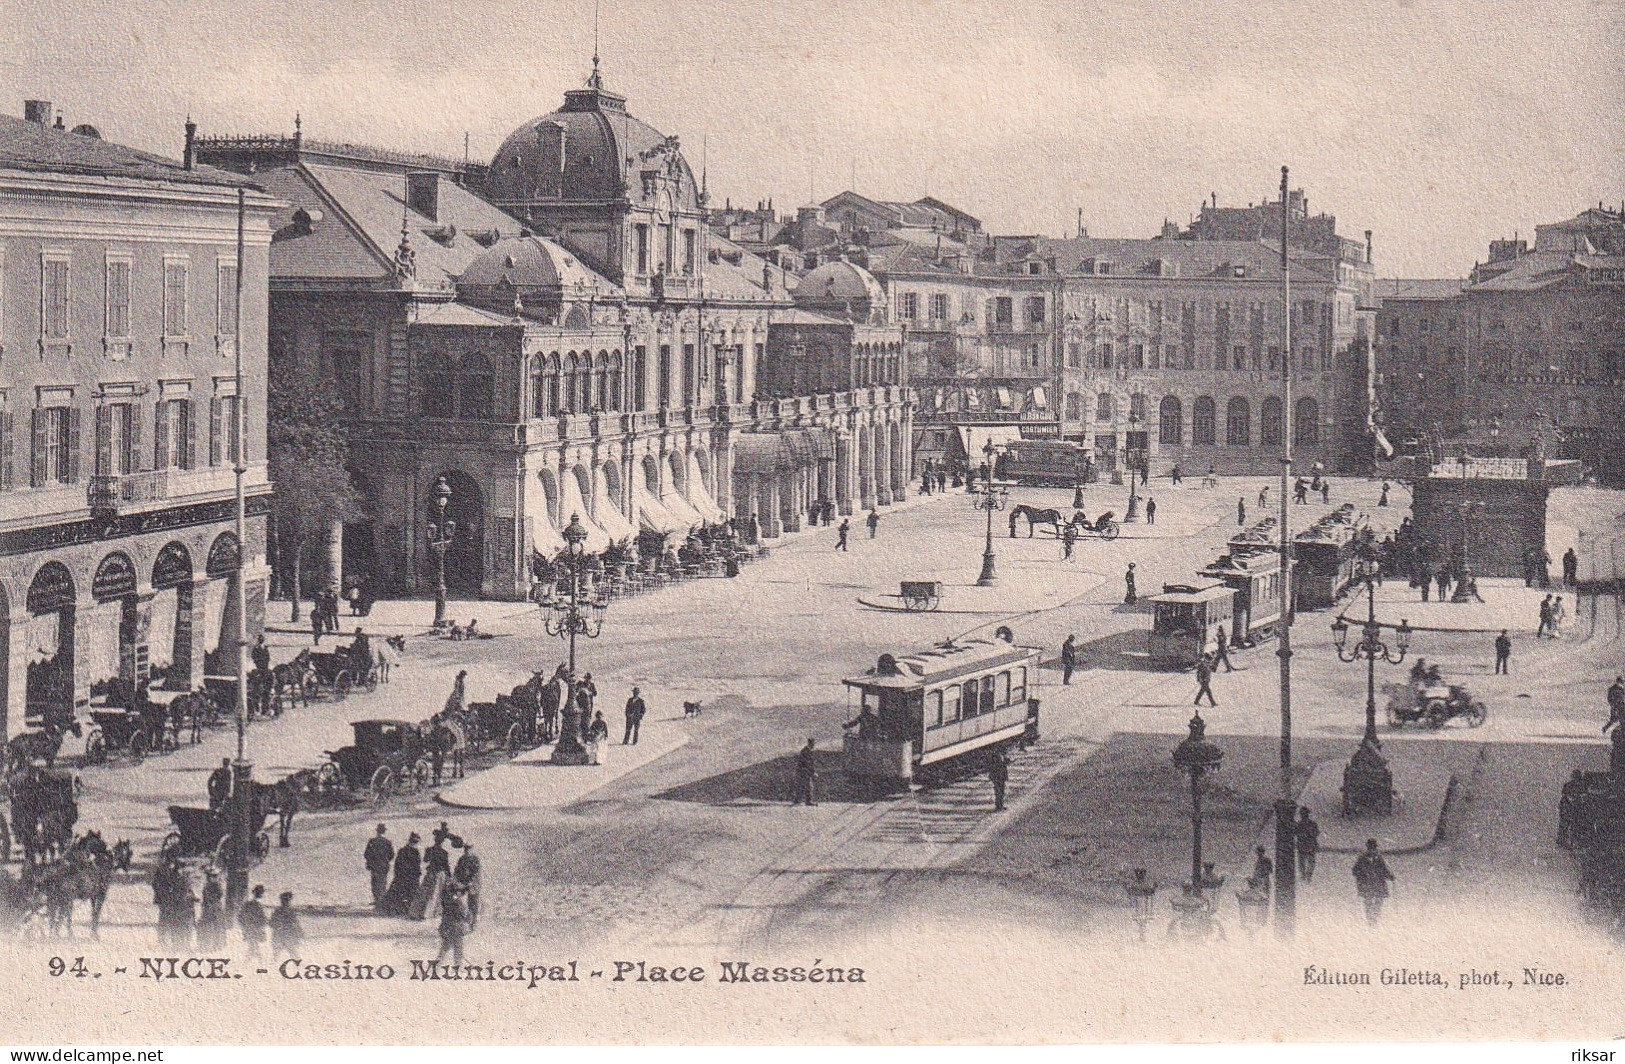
left=444, top=671, right=468, bottom=717
left=379, top=833, right=422, bottom=917
left=411, top=836, right=452, bottom=921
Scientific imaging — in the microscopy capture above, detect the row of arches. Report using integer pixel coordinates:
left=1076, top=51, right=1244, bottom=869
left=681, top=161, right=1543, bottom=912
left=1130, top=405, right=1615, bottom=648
left=1156, top=396, right=1321, bottom=448
left=530, top=349, right=626, bottom=418
left=854, top=343, right=905, bottom=387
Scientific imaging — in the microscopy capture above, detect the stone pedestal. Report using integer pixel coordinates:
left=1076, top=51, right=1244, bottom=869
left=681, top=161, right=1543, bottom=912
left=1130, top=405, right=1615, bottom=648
left=1342, top=738, right=1395, bottom=817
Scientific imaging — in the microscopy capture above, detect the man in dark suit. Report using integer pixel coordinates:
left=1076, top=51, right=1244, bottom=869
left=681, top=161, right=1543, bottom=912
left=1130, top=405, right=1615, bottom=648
left=793, top=739, right=818, bottom=806
left=364, top=823, right=394, bottom=906
left=623, top=687, right=647, bottom=745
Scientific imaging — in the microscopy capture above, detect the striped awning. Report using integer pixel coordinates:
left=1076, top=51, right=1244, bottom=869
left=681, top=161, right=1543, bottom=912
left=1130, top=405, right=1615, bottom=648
left=733, top=429, right=835, bottom=476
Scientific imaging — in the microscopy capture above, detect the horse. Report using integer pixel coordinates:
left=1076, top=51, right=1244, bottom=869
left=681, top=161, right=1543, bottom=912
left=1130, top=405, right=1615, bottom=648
left=271, top=650, right=316, bottom=712
left=371, top=641, right=396, bottom=684
left=255, top=778, right=299, bottom=848
left=1010, top=504, right=1067, bottom=538
left=6, top=720, right=80, bottom=774
left=10, top=776, right=78, bottom=866
left=39, top=832, right=129, bottom=938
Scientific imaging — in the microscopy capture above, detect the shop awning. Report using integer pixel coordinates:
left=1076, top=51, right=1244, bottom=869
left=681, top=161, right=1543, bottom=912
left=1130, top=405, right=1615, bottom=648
left=591, top=479, right=638, bottom=542
left=685, top=455, right=727, bottom=523
left=731, top=433, right=794, bottom=477
left=995, top=387, right=1013, bottom=410
left=633, top=479, right=685, bottom=534
left=1030, top=386, right=1048, bottom=410
left=959, top=426, right=1024, bottom=460
left=525, top=478, right=567, bottom=556
left=560, top=473, right=611, bottom=553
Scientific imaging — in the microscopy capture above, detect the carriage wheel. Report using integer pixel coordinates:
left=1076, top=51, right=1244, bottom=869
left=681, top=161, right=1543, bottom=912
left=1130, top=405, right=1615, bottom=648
left=1466, top=702, right=1487, bottom=728
left=926, top=591, right=942, bottom=611
left=129, top=731, right=150, bottom=761
left=369, top=766, right=394, bottom=802
left=1101, top=522, right=1121, bottom=541
left=506, top=723, right=524, bottom=754
left=1386, top=703, right=1404, bottom=728
left=82, top=729, right=107, bottom=766
left=1425, top=702, right=1449, bottom=730
left=255, top=832, right=271, bottom=860
left=160, top=832, right=181, bottom=857
left=333, top=672, right=352, bottom=701
left=411, top=759, right=433, bottom=792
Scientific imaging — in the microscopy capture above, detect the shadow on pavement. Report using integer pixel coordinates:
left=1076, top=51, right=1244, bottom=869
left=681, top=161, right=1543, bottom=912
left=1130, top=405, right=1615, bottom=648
left=653, top=750, right=890, bottom=806
left=1071, top=629, right=1167, bottom=673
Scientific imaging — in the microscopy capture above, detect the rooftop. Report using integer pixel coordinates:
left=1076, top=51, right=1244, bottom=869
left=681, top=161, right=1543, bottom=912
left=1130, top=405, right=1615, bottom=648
left=0, top=113, right=254, bottom=188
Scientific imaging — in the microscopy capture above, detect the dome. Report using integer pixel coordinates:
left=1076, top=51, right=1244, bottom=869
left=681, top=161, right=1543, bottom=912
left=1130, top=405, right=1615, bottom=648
left=483, top=80, right=700, bottom=210
left=459, top=235, right=607, bottom=291
left=794, top=260, right=885, bottom=308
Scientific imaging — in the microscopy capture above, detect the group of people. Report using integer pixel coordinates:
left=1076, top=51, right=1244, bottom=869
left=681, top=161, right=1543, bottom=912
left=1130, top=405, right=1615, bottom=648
left=1536, top=593, right=1570, bottom=638
left=1240, top=814, right=1394, bottom=926
left=917, top=458, right=953, bottom=496
left=308, top=588, right=345, bottom=644
left=364, top=821, right=482, bottom=964
left=152, top=857, right=302, bottom=958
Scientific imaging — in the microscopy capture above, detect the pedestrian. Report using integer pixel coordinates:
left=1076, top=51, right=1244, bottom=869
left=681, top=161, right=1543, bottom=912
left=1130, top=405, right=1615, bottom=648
left=835, top=519, right=850, bottom=551
left=1538, top=549, right=1552, bottom=589
left=1237, top=497, right=1246, bottom=526
left=237, top=884, right=267, bottom=959
left=364, top=823, right=394, bottom=906
left=936, top=469, right=947, bottom=493
left=1352, top=839, right=1395, bottom=925
left=1493, top=629, right=1511, bottom=674
left=379, top=832, right=422, bottom=917
left=310, top=606, right=323, bottom=646
left=1552, top=595, right=1567, bottom=635
left=586, top=710, right=610, bottom=764
left=623, top=686, right=647, bottom=745
left=867, top=508, right=880, bottom=539
left=1537, top=595, right=1553, bottom=638
left=1295, top=807, right=1320, bottom=883
left=269, top=891, right=303, bottom=959
left=326, top=589, right=341, bottom=633
left=1194, top=654, right=1217, bottom=707
left=445, top=669, right=468, bottom=716
left=412, top=834, right=452, bottom=922
left=578, top=672, right=598, bottom=715
left=1073, top=486, right=1085, bottom=510
left=1379, top=481, right=1390, bottom=507
left=793, top=738, right=818, bottom=805
left=1060, top=634, right=1077, bottom=685
left=1320, top=481, right=1330, bottom=504
left=1294, top=479, right=1308, bottom=505
left=207, top=757, right=232, bottom=811
left=988, top=749, right=1009, bottom=811
left=1140, top=465, right=1148, bottom=487
left=251, top=634, right=271, bottom=676
left=1171, top=465, right=1182, bottom=486
left=1257, top=486, right=1268, bottom=509
left=197, top=870, right=225, bottom=950
left=1145, top=497, right=1156, bottom=525
left=1606, top=677, right=1625, bottom=735
left=1214, top=624, right=1234, bottom=672
left=454, top=842, right=482, bottom=930
left=1436, top=567, right=1451, bottom=602
left=1563, top=547, right=1579, bottom=588
left=435, top=884, right=469, bottom=966
left=1251, top=845, right=1274, bottom=894
left=1061, top=522, right=1077, bottom=561
left=1124, top=562, right=1137, bottom=605
left=1557, top=770, right=1585, bottom=849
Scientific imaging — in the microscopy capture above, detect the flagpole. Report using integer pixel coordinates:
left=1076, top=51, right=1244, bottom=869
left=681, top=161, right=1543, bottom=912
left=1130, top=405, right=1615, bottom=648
left=1273, top=166, right=1297, bottom=936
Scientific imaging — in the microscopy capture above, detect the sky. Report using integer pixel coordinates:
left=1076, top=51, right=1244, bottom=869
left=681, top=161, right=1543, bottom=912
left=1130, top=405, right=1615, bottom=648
left=4, top=0, right=1621, bottom=277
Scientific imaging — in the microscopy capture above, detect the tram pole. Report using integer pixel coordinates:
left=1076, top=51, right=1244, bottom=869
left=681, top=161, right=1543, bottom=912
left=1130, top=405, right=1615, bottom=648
left=227, top=187, right=254, bottom=912
left=1273, top=165, right=1297, bottom=938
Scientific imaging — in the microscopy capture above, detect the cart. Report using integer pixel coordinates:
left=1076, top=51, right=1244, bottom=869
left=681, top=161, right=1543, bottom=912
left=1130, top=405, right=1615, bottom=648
left=318, top=719, right=433, bottom=802
left=160, top=804, right=270, bottom=864
left=900, top=581, right=944, bottom=612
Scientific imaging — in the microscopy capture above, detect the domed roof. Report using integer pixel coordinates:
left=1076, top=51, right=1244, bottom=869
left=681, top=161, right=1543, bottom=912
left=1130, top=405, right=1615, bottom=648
left=458, top=236, right=610, bottom=292
left=794, top=259, right=885, bottom=308
left=483, top=78, right=700, bottom=209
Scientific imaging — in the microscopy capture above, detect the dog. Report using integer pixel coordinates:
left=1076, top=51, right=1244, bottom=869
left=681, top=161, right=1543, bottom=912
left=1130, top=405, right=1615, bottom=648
left=683, top=700, right=703, bottom=718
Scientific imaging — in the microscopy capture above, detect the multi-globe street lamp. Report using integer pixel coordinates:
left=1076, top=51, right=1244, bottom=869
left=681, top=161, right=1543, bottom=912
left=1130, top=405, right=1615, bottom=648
left=1332, top=561, right=1413, bottom=816
left=1170, top=711, right=1224, bottom=940
left=427, top=476, right=457, bottom=629
left=970, top=440, right=1008, bottom=587
left=540, top=513, right=607, bottom=765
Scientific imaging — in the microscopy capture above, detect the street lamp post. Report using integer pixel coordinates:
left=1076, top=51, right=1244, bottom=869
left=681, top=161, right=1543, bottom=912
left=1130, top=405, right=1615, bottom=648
left=542, top=514, right=606, bottom=766
left=427, top=476, right=456, bottom=629
left=1332, top=563, right=1412, bottom=816
left=1450, top=502, right=1483, bottom=602
left=1169, top=712, right=1224, bottom=941
left=1124, top=412, right=1142, bottom=522
left=970, top=441, right=1007, bottom=587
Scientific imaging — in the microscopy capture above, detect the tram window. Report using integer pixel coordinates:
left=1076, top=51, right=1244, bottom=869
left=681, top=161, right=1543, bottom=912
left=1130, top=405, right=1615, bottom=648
left=943, top=685, right=961, bottom=724
left=962, top=679, right=979, bottom=718
left=928, top=690, right=944, bottom=727
left=979, top=675, right=996, bottom=715
left=1011, top=666, right=1027, bottom=706
left=996, top=671, right=1011, bottom=708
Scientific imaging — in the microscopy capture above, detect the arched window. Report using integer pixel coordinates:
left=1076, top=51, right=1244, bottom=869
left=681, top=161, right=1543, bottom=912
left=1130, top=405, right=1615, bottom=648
left=1159, top=395, right=1183, bottom=445
left=421, top=358, right=456, bottom=417
left=564, top=352, right=581, bottom=413
left=1261, top=396, right=1283, bottom=445
left=1192, top=396, right=1216, bottom=445
left=459, top=352, right=494, bottom=419
left=1294, top=397, right=1320, bottom=445
left=1226, top=397, right=1251, bottom=446
left=1096, top=393, right=1115, bottom=422
left=607, top=352, right=624, bottom=412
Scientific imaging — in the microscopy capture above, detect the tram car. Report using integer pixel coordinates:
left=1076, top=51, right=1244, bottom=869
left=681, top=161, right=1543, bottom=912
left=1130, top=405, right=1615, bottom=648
left=1199, top=549, right=1283, bottom=646
left=841, top=634, right=1042, bottom=789
left=1292, top=508, right=1362, bottom=611
left=1148, top=583, right=1235, bottom=668
left=993, top=439, right=1097, bottom=488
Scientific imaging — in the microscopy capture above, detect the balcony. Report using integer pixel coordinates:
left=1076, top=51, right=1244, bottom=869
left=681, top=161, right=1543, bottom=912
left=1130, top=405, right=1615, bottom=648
left=89, top=471, right=170, bottom=513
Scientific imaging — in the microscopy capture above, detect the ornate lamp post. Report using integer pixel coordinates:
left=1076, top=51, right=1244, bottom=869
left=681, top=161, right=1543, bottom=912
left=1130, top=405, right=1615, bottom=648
left=542, top=513, right=606, bottom=766
left=1124, top=410, right=1143, bottom=522
left=426, top=476, right=456, bottom=629
left=970, top=440, right=1008, bottom=587
left=1450, top=502, right=1484, bottom=602
left=1123, top=868, right=1159, bottom=941
left=1170, top=712, right=1224, bottom=940
left=1332, top=562, right=1412, bottom=816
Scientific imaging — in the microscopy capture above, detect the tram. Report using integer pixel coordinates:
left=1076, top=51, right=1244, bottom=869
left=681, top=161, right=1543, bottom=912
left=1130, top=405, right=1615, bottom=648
left=1199, top=548, right=1283, bottom=646
left=841, top=633, right=1042, bottom=789
left=1147, top=583, right=1235, bottom=668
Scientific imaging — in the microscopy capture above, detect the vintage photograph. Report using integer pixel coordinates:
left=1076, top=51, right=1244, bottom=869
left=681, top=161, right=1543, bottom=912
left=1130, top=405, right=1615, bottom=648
left=2, top=0, right=1623, bottom=1047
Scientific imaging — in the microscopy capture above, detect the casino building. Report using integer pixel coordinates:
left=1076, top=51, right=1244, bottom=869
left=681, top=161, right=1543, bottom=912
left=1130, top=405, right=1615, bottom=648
left=196, top=66, right=911, bottom=600
left=0, top=104, right=278, bottom=737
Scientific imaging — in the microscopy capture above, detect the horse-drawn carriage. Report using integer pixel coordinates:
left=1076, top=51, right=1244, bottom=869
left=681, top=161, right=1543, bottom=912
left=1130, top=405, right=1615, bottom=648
left=161, top=803, right=271, bottom=864
left=1009, top=506, right=1121, bottom=540
left=900, top=581, right=944, bottom=612
left=306, top=642, right=378, bottom=700
left=8, top=768, right=79, bottom=865
left=1383, top=679, right=1487, bottom=729
left=319, top=719, right=433, bottom=801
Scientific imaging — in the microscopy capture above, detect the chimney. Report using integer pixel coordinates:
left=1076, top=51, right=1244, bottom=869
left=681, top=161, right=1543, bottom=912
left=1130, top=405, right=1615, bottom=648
left=537, top=120, right=566, bottom=198
left=23, top=100, right=52, bottom=126
left=183, top=117, right=197, bottom=170
left=406, top=171, right=439, bottom=222
left=53, top=114, right=64, bottom=130
left=1364, top=229, right=1373, bottom=265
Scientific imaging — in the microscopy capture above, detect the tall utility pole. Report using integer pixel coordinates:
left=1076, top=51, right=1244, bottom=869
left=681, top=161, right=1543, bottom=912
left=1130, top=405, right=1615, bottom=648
left=1273, top=166, right=1297, bottom=937
left=226, top=188, right=253, bottom=911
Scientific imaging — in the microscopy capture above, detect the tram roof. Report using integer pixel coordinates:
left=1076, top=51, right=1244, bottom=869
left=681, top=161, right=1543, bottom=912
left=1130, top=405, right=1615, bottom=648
left=843, top=637, right=1042, bottom=690
left=1149, top=584, right=1235, bottom=606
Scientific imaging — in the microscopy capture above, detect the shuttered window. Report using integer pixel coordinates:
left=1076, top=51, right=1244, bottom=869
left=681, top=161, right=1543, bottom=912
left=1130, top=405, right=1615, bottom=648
left=42, top=257, right=69, bottom=340
left=32, top=406, right=79, bottom=485
left=163, top=261, right=188, bottom=337
left=217, top=263, right=238, bottom=337
left=105, top=259, right=131, bottom=338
